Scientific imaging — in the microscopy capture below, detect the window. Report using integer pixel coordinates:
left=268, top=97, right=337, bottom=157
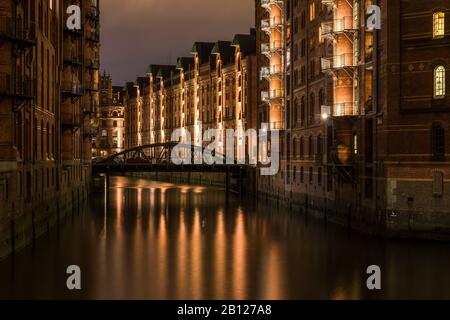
left=309, top=2, right=316, bottom=21
left=432, top=123, right=445, bottom=160
left=433, top=171, right=444, bottom=198
left=353, top=134, right=359, bottom=155
left=300, top=137, right=304, bottom=159
left=433, top=12, right=445, bottom=39
left=434, top=66, right=446, bottom=98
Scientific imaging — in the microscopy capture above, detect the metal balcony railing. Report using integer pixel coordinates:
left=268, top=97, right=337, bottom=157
left=261, top=91, right=270, bottom=103
left=270, top=121, right=284, bottom=130
left=322, top=0, right=337, bottom=8
left=321, top=53, right=356, bottom=71
left=321, top=17, right=357, bottom=37
left=261, top=16, right=283, bottom=33
left=0, top=17, right=36, bottom=47
left=261, top=41, right=283, bottom=56
left=333, top=102, right=359, bottom=117
left=0, top=73, right=34, bottom=99
left=260, top=64, right=283, bottom=81
left=261, top=0, right=283, bottom=9
left=269, top=89, right=284, bottom=99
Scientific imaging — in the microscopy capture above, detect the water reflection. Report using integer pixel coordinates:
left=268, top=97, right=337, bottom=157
left=1, top=176, right=450, bottom=299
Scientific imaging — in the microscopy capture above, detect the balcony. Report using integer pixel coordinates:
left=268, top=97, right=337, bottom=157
left=322, top=0, right=337, bottom=8
left=261, top=40, right=283, bottom=57
left=0, top=17, right=36, bottom=48
left=261, top=16, right=283, bottom=34
left=333, top=102, right=359, bottom=117
left=0, top=73, right=34, bottom=99
left=321, top=53, right=356, bottom=71
left=269, top=121, right=284, bottom=130
left=261, top=91, right=270, bottom=103
left=261, top=0, right=283, bottom=10
left=260, top=65, right=283, bottom=81
left=269, top=89, right=284, bottom=100
left=63, top=51, right=83, bottom=66
left=321, top=17, right=357, bottom=38
left=61, top=112, right=81, bottom=128
left=61, top=81, right=83, bottom=96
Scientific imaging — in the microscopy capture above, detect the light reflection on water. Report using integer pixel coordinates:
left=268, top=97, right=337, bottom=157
left=1, top=176, right=450, bottom=300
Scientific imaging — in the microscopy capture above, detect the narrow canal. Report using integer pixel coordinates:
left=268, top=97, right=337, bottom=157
left=1, top=176, right=450, bottom=299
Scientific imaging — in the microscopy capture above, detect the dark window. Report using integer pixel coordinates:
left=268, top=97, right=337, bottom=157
left=432, top=123, right=445, bottom=160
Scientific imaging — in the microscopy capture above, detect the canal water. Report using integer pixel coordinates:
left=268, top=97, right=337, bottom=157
left=1, top=176, right=450, bottom=300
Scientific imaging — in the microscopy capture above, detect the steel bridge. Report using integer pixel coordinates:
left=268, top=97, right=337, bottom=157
left=92, top=142, right=252, bottom=193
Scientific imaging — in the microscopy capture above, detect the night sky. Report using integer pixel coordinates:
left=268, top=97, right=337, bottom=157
left=100, top=0, right=255, bottom=86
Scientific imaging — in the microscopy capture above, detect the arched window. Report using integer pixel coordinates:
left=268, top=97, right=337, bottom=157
left=434, top=65, right=446, bottom=98
left=433, top=12, right=445, bottom=39
left=41, top=120, right=44, bottom=160
left=319, top=89, right=325, bottom=106
left=301, top=96, right=306, bottom=126
left=309, top=93, right=315, bottom=124
left=52, top=125, right=55, bottom=159
left=300, top=137, right=304, bottom=159
left=46, top=123, right=50, bottom=159
left=16, top=112, right=22, bottom=158
left=308, top=135, right=313, bottom=157
left=317, top=134, right=323, bottom=158
left=293, top=98, right=298, bottom=126
left=293, top=138, right=298, bottom=159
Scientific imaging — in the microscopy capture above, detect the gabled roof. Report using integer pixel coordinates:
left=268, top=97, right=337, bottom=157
left=146, top=64, right=175, bottom=77
left=211, top=41, right=235, bottom=66
left=191, top=42, right=215, bottom=64
left=231, top=33, right=256, bottom=57
left=176, top=57, right=195, bottom=71
left=156, top=65, right=176, bottom=80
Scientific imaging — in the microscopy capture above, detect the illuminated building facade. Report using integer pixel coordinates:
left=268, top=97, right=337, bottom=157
left=0, top=0, right=100, bottom=257
left=124, top=31, right=257, bottom=159
left=256, top=0, right=450, bottom=237
left=95, top=73, right=125, bottom=157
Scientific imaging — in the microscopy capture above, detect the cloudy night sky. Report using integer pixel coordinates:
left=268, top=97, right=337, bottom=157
left=100, top=0, right=255, bottom=86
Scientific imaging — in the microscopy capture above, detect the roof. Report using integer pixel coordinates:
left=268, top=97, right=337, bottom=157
left=231, top=33, right=256, bottom=56
left=191, top=42, right=215, bottom=64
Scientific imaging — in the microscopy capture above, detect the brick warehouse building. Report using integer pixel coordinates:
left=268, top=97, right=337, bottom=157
left=95, top=72, right=125, bottom=158
left=255, top=0, right=449, bottom=238
left=0, top=0, right=100, bottom=258
left=124, top=31, right=257, bottom=161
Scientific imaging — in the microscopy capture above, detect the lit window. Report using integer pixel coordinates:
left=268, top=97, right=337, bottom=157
left=433, top=12, right=445, bottom=38
left=434, top=66, right=446, bottom=98
left=353, top=134, right=358, bottom=155
left=309, top=2, right=315, bottom=21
